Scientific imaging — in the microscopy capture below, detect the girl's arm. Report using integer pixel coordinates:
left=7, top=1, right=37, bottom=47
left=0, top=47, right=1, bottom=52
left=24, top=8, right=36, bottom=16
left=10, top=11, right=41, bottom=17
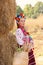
left=15, top=29, right=24, bottom=45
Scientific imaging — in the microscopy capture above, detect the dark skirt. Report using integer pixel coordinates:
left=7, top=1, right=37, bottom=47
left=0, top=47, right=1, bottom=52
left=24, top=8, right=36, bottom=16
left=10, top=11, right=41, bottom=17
left=28, top=49, right=36, bottom=65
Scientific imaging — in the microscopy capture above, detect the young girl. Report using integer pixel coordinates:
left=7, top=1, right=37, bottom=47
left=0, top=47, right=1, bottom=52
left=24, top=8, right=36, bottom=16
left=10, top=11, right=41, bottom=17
left=15, top=13, right=36, bottom=65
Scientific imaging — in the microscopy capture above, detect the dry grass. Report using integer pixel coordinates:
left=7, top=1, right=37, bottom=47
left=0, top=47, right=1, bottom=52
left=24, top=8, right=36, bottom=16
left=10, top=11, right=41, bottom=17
left=25, top=14, right=43, bottom=40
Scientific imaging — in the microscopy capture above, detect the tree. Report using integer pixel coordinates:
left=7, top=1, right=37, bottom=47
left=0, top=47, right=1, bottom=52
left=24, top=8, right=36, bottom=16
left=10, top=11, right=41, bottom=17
left=31, top=2, right=43, bottom=18
left=16, top=6, right=23, bottom=15
left=23, top=2, right=43, bottom=19
left=23, top=4, right=34, bottom=18
left=34, top=2, right=43, bottom=14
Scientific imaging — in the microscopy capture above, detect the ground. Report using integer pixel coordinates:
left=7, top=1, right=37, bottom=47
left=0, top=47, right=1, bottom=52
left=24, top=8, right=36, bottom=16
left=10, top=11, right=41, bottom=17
left=13, top=40, right=43, bottom=65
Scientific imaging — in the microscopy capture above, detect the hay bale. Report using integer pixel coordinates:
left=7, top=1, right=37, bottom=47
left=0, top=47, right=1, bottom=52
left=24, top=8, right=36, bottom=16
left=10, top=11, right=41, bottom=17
left=0, top=33, right=18, bottom=65
left=0, top=0, right=16, bottom=36
left=0, top=0, right=18, bottom=65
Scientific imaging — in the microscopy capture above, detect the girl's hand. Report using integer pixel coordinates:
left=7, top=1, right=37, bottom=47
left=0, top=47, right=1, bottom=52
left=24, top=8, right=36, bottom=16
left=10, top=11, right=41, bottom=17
left=22, top=37, right=27, bottom=43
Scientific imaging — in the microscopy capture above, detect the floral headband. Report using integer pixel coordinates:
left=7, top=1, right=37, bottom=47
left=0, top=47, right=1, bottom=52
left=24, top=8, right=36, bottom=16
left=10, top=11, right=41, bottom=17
left=15, top=13, right=25, bottom=23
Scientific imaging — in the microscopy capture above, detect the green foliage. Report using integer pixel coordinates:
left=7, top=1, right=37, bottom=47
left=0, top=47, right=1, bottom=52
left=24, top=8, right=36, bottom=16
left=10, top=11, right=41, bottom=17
left=31, top=14, right=37, bottom=19
left=16, top=2, right=43, bottom=18
left=24, top=4, right=33, bottom=18
left=32, top=2, right=43, bottom=18
left=16, top=47, right=23, bottom=52
left=34, top=2, right=43, bottom=14
left=16, top=6, right=23, bottom=15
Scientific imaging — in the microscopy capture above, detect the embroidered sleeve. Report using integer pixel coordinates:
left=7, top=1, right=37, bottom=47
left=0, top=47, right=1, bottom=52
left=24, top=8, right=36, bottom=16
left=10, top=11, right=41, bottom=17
left=15, top=29, right=24, bottom=45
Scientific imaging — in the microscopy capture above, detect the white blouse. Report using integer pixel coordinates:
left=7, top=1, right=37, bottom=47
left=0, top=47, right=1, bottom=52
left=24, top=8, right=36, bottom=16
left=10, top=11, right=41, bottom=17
left=15, top=28, right=24, bottom=45
left=15, top=28, right=34, bottom=50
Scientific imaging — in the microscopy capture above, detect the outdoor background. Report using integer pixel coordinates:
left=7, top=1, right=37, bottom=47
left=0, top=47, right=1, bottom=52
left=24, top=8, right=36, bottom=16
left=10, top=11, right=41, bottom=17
left=13, top=0, right=43, bottom=65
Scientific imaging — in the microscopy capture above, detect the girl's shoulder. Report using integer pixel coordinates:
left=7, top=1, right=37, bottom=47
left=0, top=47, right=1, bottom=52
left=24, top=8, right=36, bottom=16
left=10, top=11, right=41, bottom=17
left=15, top=28, right=24, bottom=37
left=16, top=28, right=23, bottom=34
left=16, top=28, right=21, bottom=31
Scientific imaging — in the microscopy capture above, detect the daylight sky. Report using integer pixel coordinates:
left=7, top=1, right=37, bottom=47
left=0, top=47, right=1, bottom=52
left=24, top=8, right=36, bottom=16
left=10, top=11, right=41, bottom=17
left=16, top=0, right=43, bottom=9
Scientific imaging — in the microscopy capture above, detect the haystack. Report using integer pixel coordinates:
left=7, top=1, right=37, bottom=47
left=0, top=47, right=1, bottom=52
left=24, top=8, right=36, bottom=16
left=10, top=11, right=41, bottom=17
left=0, top=0, right=18, bottom=65
left=0, top=0, right=16, bottom=36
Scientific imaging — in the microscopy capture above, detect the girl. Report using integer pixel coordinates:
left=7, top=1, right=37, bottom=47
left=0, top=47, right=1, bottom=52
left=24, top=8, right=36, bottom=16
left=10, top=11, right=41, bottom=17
left=15, top=13, right=36, bottom=65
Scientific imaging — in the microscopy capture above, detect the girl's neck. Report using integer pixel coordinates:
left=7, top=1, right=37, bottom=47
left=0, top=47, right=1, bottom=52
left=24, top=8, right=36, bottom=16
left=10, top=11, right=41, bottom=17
left=17, top=24, right=30, bottom=35
left=18, top=25, right=28, bottom=35
left=18, top=25, right=24, bottom=29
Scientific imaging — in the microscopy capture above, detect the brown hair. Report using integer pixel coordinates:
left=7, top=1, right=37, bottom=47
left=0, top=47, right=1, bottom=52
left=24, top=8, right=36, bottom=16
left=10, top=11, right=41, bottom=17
left=17, top=23, right=19, bottom=28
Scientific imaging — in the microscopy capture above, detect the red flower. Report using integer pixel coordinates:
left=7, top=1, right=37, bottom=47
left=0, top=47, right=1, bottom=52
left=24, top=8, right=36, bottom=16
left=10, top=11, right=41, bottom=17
left=15, top=17, right=20, bottom=21
left=20, top=13, right=25, bottom=18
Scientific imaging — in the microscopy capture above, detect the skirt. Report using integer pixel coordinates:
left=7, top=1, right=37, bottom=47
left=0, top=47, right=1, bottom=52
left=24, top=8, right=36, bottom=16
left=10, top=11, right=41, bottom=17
left=28, top=49, right=36, bottom=65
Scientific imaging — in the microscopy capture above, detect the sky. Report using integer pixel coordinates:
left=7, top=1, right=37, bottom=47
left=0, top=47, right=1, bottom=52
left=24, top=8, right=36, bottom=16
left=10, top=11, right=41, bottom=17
left=16, top=0, right=43, bottom=9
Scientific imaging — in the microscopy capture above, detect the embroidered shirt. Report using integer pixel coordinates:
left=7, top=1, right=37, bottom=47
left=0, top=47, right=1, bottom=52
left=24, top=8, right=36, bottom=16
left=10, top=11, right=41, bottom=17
left=15, top=28, right=34, bottom=50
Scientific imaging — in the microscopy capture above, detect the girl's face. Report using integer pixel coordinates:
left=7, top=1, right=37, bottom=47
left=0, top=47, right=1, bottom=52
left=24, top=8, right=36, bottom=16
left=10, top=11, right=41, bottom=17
left=18, top=18, right=25, bottom=27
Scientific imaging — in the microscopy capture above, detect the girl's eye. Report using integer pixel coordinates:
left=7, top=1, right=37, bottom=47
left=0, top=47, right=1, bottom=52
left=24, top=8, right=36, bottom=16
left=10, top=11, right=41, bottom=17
left=21, top=20, right=25, bottom=22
